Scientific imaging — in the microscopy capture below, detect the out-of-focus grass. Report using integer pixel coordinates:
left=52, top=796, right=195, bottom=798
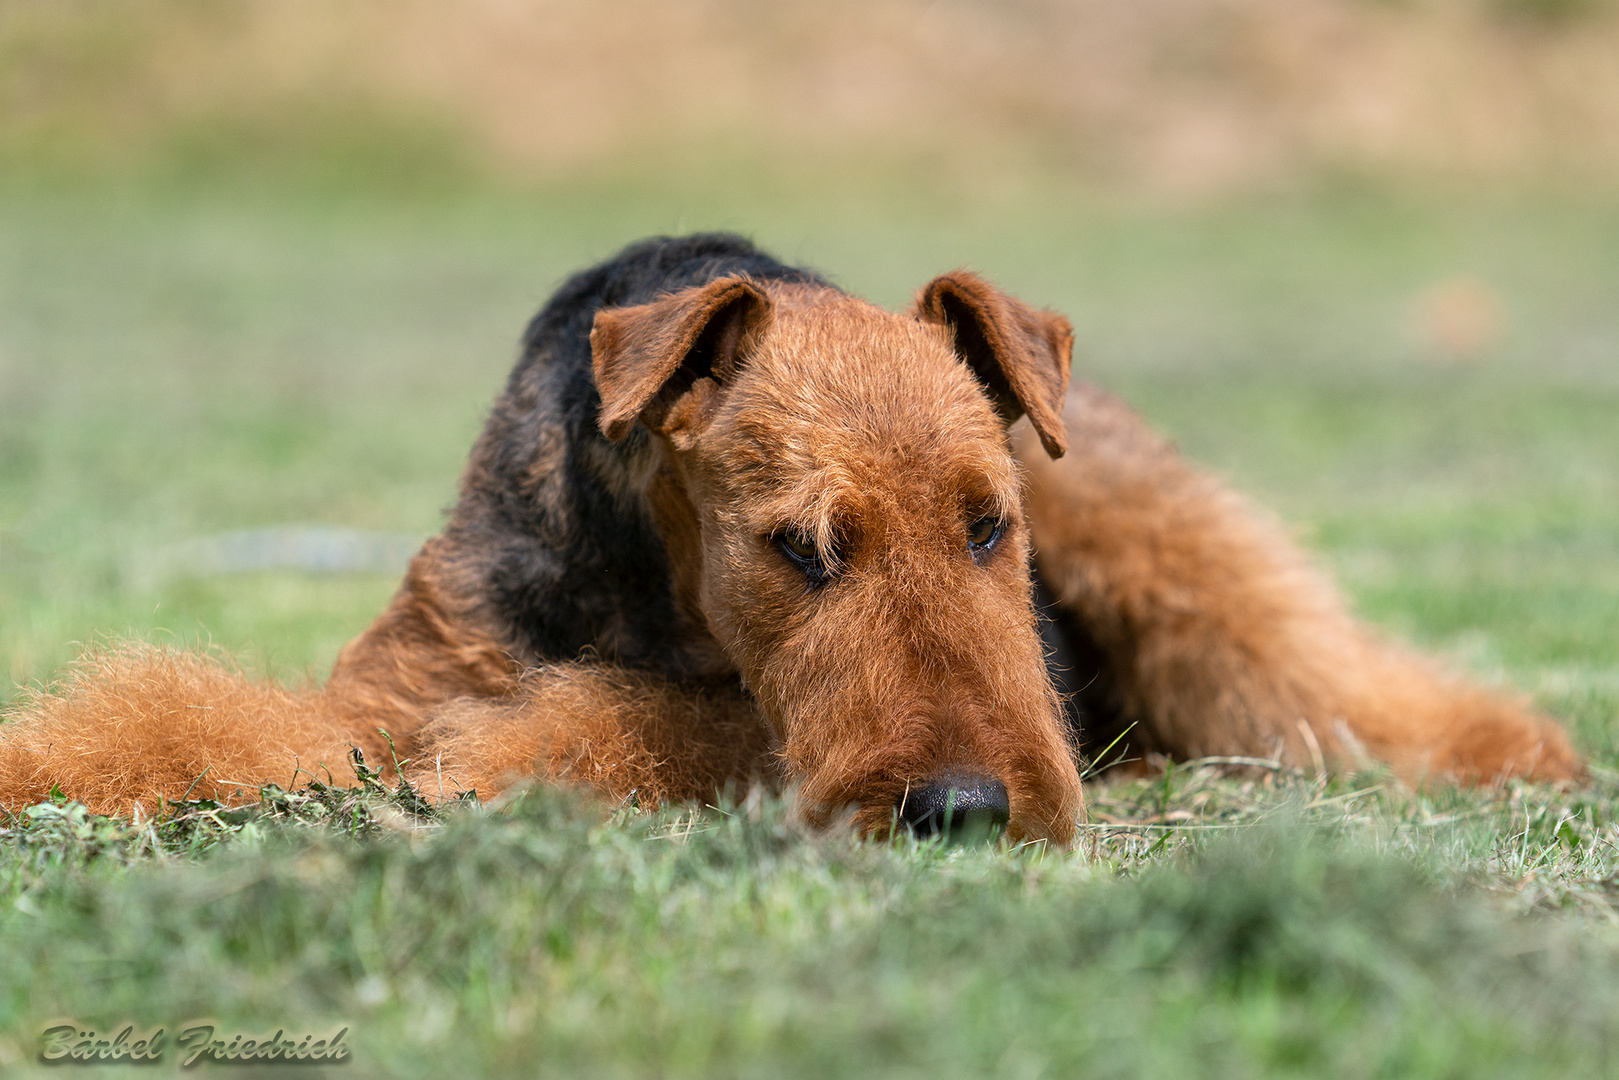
left=6, top=778, right=1619, bottom=1079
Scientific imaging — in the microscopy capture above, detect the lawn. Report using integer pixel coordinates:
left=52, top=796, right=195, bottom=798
left=2, top=177, right=1618, bottom=1076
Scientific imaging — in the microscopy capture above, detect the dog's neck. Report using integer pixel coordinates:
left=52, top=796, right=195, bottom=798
left=431, top=340, right=731, bottom=685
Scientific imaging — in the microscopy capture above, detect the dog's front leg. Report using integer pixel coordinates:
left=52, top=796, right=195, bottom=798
left=408, top=665, right=779, bottom=807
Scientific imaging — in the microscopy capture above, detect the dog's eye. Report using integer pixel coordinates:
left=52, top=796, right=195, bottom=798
left=967, top=515, right=1002, bottom=550
left=780, top=530, right=818, bottom=561
left=776, top=530, right=832, bottom=585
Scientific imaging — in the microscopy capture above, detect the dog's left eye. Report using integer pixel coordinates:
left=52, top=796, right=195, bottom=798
left=967, top=515, right=1002, bottom=551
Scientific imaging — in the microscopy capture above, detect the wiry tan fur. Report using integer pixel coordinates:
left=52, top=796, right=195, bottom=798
left=1019, top=385, right=1582, bottom=784
left=0, top=647, right=358, bottom=813
left=418, top=667, right=776, bottom=806
left=0, top=243, right=1584, bottom=842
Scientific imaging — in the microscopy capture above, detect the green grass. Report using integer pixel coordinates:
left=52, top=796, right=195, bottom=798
left=3, top=178, right=1619, bottom=1075
left=6, top=777, right=1619, bottom=1078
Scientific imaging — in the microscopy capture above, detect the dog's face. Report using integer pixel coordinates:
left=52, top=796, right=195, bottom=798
left=592, top=275, right=1084, bottom=843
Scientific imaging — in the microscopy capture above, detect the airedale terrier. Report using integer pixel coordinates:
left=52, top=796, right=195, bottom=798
left=0, top=234, right=1584, bottom=843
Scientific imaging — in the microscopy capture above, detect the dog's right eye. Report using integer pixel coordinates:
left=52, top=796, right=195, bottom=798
left=775, top=530, right=830, bottom=584
left=781, top=531, right=817, bottom=560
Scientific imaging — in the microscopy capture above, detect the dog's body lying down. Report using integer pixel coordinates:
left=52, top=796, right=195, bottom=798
left=0, top=235, right=1583, bottom=842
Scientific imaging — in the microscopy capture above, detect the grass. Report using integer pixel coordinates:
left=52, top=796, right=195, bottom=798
left=7, top=776, right=1619, bottom=1077
left=2, top=175, right=1619, bottom=1075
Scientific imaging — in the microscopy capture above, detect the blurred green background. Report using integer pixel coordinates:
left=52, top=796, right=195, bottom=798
left=1, top=0, right=1616, bottom=762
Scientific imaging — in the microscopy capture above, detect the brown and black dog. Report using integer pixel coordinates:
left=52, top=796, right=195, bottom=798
left=0, top=235, right=1584, bottom=843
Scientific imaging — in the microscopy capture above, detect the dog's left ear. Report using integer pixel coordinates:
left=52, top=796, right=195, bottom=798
left=915, top=272, right=1073, bottom=459
left=592, top=276, right=773, bottom=448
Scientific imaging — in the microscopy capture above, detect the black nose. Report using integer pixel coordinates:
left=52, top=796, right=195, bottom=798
left=897, top=773, right=1011, bottom=838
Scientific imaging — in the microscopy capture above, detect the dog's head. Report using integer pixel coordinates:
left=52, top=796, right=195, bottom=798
left=591, top=273, right=1083, bottom=843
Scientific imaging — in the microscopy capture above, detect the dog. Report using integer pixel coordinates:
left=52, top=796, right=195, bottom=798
left=0, top=234, right=1584, bottom=843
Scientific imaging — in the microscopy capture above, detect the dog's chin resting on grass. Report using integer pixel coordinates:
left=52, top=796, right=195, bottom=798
left=0, top=235, right=1584, bottom=843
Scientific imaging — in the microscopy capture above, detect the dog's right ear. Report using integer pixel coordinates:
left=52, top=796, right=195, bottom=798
left=591, top=277, right=773, bottom=447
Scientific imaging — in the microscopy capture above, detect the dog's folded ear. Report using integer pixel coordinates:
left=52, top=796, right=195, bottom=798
left=592, top=276, right=773, bottom=447
left=915, top=272, right=1074, bottom=459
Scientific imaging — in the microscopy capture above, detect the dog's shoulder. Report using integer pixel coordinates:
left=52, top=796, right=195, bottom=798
left=437, top=236, right=823, bottom=675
